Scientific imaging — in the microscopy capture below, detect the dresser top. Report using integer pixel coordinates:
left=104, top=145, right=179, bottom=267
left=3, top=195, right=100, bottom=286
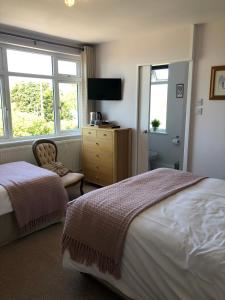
left=83, top=126, right=131, bottom=132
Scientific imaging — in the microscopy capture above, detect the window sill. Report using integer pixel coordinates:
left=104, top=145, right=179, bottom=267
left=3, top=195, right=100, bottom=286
left=0, top=132, right=81, bottom=149
left=150, top=129, right=168, bottom=135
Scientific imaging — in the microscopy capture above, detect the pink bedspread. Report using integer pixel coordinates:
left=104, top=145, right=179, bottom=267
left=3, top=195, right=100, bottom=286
left=62, top=168, right=205, bottom=279
left=0, top=161, right=68, bottom=232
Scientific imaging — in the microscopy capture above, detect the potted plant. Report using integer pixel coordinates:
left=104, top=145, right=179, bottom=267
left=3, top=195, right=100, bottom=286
left=151, top=119, right=160, bottom=131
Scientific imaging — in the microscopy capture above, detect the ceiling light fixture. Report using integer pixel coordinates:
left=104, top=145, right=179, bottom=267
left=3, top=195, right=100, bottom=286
left=65, top=0, right=75, bottom=7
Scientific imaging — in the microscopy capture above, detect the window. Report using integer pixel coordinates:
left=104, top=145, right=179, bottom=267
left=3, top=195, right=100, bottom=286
left=0, top=45, right=81, bottom=142
left=58, top=60, right=77, bottom=76
left=9, top=77, right=54, bottom=137
left=7, top=49, right=52, bottom=75
left=150, top=65, right=169, bottom=133
left=59, top=83, right=79, bottom=131
left=0, top=80, right=4, bottom=136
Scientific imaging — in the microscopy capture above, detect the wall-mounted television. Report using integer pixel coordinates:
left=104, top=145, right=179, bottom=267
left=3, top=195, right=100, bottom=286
left=88, top=78, right=122, bottom=100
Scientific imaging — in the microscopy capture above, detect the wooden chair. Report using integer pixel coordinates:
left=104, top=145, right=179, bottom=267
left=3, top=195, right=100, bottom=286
left=32, top=139, right=84, bottom=195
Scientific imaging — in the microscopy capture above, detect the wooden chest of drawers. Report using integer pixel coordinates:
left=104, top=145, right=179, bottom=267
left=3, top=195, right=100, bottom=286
left=82, top=127, right=132, bottom=186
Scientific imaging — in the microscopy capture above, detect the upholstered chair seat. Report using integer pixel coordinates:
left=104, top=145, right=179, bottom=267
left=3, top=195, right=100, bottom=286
left=32, top=139, right=84, bottom=195
left=61, top=173, right=84, bottom=188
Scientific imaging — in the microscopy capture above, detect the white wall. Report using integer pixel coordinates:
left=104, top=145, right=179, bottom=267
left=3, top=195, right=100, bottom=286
left=189, top=20, right=225, bottom=179
left=0, top=139, right=82, bottom=171
left=95, top=25, right=193, bottom=174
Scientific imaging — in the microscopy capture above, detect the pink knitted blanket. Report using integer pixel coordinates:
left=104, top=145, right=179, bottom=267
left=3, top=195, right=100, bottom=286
left=62, top=168, right=205, bottom=279
left=0, top=161, right=68, bottom=232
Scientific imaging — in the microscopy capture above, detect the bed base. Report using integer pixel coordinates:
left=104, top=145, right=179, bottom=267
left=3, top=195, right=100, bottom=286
left=80, top=272, right=133, bottom=300
left=0, top=212, right=63, bottom=247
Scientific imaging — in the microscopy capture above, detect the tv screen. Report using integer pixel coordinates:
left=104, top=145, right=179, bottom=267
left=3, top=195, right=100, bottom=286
left=88, top=78, right=122, bottom=100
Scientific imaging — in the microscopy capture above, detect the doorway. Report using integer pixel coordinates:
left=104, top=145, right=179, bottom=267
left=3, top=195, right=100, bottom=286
left=136, top=61, right=191, bottom=174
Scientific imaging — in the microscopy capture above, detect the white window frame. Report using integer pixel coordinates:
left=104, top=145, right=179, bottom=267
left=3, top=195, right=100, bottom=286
left=0, top=76, right=8, bottom=138
left=0, top=43, right=82, bottom=143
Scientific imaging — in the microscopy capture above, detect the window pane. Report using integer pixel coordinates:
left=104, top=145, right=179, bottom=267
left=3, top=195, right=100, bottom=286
left=59, top=83, right=78, bottom=131
left=151, top=68, right=169, bottom=82
left=9, top=77, right=54, bottom=137
left=7, top=49, right=52, bottom=75
left=0, top=81, right=4, bottom=136
left=58, top=60, right=77, bottom=76
left=150, top=84, right=168, bottom=130
left=0, top=48, right=3, bottom=72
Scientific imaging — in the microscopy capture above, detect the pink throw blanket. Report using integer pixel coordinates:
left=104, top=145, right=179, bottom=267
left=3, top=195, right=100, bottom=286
left=0, top=161, right=68, bottom=232
left=62, top=168, right=206, bottom=279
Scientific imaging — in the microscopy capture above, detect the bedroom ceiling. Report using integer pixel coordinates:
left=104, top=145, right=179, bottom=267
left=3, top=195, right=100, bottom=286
left=0, top=0, right=225, bottom=44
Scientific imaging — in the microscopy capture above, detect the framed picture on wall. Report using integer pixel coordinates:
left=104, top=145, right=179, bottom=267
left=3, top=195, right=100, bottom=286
left=176, top=84, right=184, bottom=98
left=209, top=65, right=225, bottom=100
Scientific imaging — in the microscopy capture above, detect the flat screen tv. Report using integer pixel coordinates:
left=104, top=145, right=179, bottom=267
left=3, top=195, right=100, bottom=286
left=88, top=78, right=122, bottom=100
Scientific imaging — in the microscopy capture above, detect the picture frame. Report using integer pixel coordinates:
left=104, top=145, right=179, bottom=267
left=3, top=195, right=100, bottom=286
left=209, top=65, right=225, bottom=100
left=176, top=84, right=184, bottom=98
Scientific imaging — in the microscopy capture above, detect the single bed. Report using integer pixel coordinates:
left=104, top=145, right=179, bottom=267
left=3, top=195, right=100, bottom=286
left=0, top=161, right=67, bottom=246
left=63, top=171, right=225, bottom=300
left=0, top=185, right=18, bottom=246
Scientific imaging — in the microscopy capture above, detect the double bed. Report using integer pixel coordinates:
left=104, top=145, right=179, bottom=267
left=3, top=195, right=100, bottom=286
left=62, top=169, right=225, bottom=300
left=0, top=161, right=67, bottom=246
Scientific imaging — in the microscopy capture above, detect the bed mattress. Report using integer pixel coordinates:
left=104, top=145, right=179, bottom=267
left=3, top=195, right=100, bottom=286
left=0, top=185, right=13, bottom=216
left=63, top=178, right=225, bottom=300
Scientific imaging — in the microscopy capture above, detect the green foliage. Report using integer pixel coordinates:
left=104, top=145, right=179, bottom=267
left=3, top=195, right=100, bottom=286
left=60, top=90, right=76, bottom=121
left=12, top=111, right=54, bottom=137
left=11, top=81, right=54, bottom=122
left=0, top=108, right=3, bottom=136
left=10, top=81, right=78, bottom=137
left=151, top=118, right=160, bottom=129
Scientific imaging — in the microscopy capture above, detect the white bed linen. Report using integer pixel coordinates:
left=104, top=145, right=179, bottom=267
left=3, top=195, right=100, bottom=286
left=63, top=178, right=225, bottom=300
left=0, top=185, right=13, bottom=216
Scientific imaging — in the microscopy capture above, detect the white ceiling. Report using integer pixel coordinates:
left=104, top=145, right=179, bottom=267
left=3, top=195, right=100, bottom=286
left=0, top=0, right=225, bottom=44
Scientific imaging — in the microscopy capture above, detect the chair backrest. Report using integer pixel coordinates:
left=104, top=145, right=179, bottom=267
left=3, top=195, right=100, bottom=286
left=32, top=139, right=58, bottom=167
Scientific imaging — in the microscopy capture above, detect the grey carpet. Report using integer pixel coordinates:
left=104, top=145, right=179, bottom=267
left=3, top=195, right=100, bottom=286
left=0, top=184, right=121, bottom=300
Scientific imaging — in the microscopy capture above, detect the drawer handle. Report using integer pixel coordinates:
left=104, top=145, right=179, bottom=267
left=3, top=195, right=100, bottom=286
left=96, top=142, right=99, bottom=146
left=96, top=154, right=100, bottom=158
left=103, top=134, right=107, bottom=136
left=88, top=132, right=92, bottom=135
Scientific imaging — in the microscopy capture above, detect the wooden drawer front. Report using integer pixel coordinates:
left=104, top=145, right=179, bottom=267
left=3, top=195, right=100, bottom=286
left=95, top=139, right=113, bottom=152
left=82, top=137, right=98, bottom=151
left=84, top=169, right=113, bottom=186
left=83, top=128, right=96, bottom=137
left=83, top=161, right=112, bottom=175
left=96, top=130, right=113, bottom=140
left=82, top=150, right=112, bottom=167
left=83, top=138, right=113, bottom=153
left=84, top=169, right=98, bottom=183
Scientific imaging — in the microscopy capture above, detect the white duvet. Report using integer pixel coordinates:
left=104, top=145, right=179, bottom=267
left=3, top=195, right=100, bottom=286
left=63, top=178, right=225, bottom=300
left=0, top=185, right=13, bottom=216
